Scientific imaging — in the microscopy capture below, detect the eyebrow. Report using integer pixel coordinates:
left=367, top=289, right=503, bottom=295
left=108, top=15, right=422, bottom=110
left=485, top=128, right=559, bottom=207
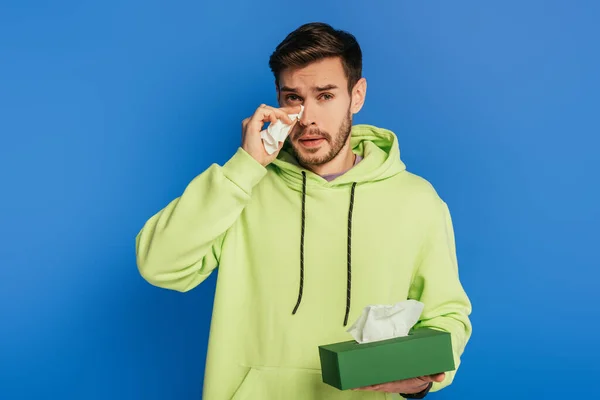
left=280, top=84, right=339, bottom=93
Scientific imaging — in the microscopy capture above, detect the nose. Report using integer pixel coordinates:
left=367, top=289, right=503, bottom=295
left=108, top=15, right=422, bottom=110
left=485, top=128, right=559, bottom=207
left=298, top=102, right=316, bottom=127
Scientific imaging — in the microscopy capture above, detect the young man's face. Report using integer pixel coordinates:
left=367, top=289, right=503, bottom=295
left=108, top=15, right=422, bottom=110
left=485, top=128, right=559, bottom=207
left=277, top=57, right=366, bottom=166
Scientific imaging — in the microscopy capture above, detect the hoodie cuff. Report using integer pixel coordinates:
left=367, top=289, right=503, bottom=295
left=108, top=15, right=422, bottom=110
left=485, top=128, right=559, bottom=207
left=399, top=382, right=432, bottom=399
left=222, top=147, right=268, bottom=195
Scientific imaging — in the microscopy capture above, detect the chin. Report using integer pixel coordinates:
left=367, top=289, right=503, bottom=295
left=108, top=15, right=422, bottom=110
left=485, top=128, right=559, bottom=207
left=299, top=150, right=337, bottom=167
left=293, top=144, right=327, bottom=161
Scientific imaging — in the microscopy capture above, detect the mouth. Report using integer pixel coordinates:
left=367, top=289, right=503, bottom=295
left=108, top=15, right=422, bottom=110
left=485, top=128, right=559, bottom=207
left=298, top=136, right=326, bottom=148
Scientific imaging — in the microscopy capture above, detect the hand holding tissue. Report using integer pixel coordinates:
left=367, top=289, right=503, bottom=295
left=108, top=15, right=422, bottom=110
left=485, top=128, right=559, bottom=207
left=318, top=300, right=456, bottom=391
left=260, top=105, right=304, bottom=155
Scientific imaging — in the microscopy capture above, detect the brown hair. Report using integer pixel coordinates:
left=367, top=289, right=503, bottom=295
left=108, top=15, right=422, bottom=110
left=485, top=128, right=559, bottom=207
left=269, top=22, right=362, bottom=93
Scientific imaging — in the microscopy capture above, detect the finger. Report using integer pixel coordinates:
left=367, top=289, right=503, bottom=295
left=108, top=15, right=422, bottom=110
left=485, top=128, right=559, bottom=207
left=279, top=105, right=302, bottom=118
left=351, top=385, right=376, bottom=391
left=263, top=105, right=299, bottom=125
left=248, top=107, right=289, bottom=130
left=268, top=111, right=278, bottom=126
left=430, top=373, right=445, bottom=382
left=246, top=108, right=274, bottom=132
left=417, top=373, right=444, bottom=384
left=268, top=107, right=294, bottom=125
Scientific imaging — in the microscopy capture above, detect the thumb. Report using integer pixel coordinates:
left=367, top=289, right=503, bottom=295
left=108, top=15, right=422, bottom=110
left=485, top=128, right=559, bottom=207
left=429, top=373, right=445, bottom=382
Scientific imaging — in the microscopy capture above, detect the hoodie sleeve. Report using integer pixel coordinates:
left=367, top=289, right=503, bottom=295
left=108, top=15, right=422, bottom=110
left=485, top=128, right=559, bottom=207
left=135, top=148, right=267, bottom=292
left=408, top=198, right=473, bottom=393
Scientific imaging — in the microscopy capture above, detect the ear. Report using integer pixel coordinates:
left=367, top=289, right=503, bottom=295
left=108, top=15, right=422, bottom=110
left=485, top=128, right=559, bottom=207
left=350, top=77, right=367, bottom=114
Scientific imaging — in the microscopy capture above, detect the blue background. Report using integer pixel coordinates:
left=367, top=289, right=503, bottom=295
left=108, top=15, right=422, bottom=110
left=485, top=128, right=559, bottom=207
left=1, top=1, right=598, bottom=399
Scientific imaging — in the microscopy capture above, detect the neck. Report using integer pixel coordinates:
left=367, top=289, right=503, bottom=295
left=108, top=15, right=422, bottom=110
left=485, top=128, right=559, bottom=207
left=302, top=142, right=355, bottom=177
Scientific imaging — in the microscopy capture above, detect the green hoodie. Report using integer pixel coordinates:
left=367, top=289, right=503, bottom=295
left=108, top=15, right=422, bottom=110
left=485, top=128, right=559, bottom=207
left=135, top=124, right=472, bottom=400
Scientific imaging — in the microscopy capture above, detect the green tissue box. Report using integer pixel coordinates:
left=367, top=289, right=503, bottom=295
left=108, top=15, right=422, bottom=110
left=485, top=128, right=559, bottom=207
left=318, top=328, right=455, bottom=390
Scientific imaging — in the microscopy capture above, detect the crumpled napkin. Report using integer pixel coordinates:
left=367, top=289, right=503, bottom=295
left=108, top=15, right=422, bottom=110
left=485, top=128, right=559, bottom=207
left=260, top=105, right=304, bottom=154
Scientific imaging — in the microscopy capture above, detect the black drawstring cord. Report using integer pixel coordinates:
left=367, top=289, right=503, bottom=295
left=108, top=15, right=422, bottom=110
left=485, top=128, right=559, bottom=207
left=292, top=171, right=307, bottom=315
left=291, top=171, right=357, bottom=328
left=344, top=182, right=357, bottom=326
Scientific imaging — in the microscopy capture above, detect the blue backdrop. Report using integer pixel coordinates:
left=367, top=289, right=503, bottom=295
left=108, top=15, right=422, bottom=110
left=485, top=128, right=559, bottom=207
left=1, top=1, right=598, bottom=399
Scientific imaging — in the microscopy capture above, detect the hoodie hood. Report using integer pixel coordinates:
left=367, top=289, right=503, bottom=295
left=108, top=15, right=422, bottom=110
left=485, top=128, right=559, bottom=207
left=271, top=124, right=406, bottom=188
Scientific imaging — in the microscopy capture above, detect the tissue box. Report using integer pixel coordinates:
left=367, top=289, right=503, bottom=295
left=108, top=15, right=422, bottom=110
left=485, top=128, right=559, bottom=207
left=318, top=327, right=455, bottom=390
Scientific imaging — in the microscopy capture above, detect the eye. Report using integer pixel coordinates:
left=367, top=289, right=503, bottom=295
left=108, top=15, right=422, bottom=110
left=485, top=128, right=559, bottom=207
left=320, top=93, right=334, bottom=101
left=286, top=94, right=302, bottom=102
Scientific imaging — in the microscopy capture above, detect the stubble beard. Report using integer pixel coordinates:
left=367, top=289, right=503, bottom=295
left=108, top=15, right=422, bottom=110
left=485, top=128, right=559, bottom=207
left=289, top=109, right=352, bottom=167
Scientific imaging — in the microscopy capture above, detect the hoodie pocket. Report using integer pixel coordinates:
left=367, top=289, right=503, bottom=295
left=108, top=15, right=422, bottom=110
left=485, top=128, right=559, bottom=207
left=231, top=365, right=395, bottom=400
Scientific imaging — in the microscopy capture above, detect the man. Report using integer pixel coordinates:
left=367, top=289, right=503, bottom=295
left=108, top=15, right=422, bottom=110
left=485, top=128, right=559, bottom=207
left=136, top=22, right=472, bottom=399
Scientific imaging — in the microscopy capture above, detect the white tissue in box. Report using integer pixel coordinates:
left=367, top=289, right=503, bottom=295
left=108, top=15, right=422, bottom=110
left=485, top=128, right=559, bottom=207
left=346, top=300, right=424, bottom=344
left=260, top=105, right=304, bottom=155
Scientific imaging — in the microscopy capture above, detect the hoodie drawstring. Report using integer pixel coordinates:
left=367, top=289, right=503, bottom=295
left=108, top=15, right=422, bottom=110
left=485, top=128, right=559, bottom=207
left=345, top=182, right=357, bottom=326
left=291, top=170, right=358, bottom=327
left=291, top=171, right=307, bottom=316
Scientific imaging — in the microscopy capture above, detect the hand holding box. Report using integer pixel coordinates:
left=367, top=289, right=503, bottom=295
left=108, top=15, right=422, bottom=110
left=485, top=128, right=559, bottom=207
left=318, top=301, right=455, bottom=391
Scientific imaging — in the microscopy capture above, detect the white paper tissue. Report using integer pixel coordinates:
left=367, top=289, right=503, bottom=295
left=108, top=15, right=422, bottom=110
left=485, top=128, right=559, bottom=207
left=346, top=300, right=425, bottom=344
left=260, top=105, right=304, bottom=155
